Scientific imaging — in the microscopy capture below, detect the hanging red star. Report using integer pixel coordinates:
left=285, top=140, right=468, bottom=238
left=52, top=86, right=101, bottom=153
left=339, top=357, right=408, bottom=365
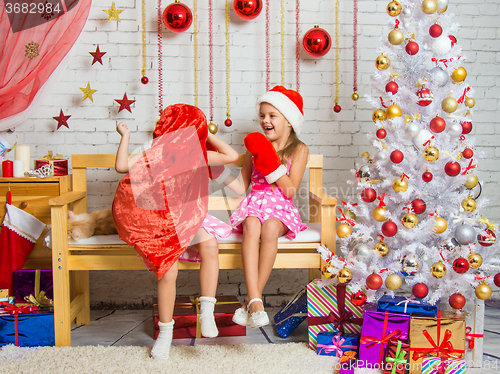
left=53, top=109, right=71, bottom=130
left=89, top=45, right=106, bottom=65
left=115, top=93, right=136, bottom=113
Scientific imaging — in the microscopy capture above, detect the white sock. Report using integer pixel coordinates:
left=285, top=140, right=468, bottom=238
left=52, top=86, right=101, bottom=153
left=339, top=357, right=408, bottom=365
left=151, top=320, right=174, bottom=360
left=199, top=296, right=218, bottom=338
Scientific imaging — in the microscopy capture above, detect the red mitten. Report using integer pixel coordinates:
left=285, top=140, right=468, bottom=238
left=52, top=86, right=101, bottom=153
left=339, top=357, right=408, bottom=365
left=206, top=142, right=230, bottom=183
left=244, top=132, right=286, bottom=184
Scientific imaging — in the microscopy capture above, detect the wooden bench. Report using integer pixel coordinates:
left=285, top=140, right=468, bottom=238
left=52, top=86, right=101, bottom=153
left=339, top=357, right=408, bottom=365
left=49, top=153, right=337, bottom=346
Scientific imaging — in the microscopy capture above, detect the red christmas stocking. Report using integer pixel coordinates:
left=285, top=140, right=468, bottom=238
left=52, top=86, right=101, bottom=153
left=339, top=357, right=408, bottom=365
left=0, top=192, right=45, bottom=295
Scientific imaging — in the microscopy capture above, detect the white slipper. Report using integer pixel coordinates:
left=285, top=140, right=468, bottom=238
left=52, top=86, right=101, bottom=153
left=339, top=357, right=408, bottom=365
left=232, top=305, right=249, bottom=326
left=248, top=298, right=269, bottom=329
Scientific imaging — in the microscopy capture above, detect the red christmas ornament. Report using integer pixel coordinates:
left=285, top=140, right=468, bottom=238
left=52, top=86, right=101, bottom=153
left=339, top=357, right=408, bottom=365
left=462, top=148, right=473, bottom=159
left=141, top=76, right=149, bottom=84
left=478, top=229, right=496, bottom=247
left=351, top=290, right=367, bottom=306
left=444, top=161, right=461, bottom=177
left=416, top=87, right=433, bottom=106
left=412, top=283, right=428, bottom=298
left=452, top=257, right=470, bottom=274
left=89, top=45, right=106, bottom=66
left=449, top=35, right=457, bottom=46
left=390, top=150, right=404, bottom=164
left=449, top=293, right=466, bottom=309
left=405, top=41, right=419, bottom=55
left=382, top=221, right=398, bottom=237
left=430, top=116, right=446, bottom=133
left=224, top=118, right=233, bottom=127
left=233, top=0, right=263, bottom=20
left=422, top=171, right=433, bottom=183
left=385, top=81, right=399, bottom=95
left=361, top=188, right=377, bottom=203
left=115, top=93, right=136, bottom=113
left=333, top=104, right=342, bottom=113
left=494, top=273, right=500, bottom=287
left=302, top=26, right=332, bottom=57
left=162, top=2, right=193, bottom=33
left=429, top=24, right=443, bottom=38
left=376, top=128, right=387, bottom=139
left=366, top=273, right=383, bottom=290
left=411, top=199, right=426, bottom=215
left=53, top=109, right=71, bottom=130
left=461, top=121, right=473, bottom=134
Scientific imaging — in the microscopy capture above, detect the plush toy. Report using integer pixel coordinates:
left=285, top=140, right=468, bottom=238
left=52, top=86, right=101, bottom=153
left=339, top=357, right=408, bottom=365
left=244, top=132, right=287, bottom=184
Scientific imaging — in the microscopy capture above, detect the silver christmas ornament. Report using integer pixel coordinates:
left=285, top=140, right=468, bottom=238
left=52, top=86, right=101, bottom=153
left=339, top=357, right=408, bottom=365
left=429, top=66, right=449, bottom=87
left=401, top=255, right=420, bottom=276
left=353, top=243, right=373, bottom=261
left=405, top=122, right=421, bottom=138
left=374, top=151, right=389, bottom=166
left=455, top=224, right=477, bottom=245
left=448, top=122, right=462, bottom=137
left=414, top=129, right=434, bottom=151
left=441, top=237, right=459, bottom=252
left=402, top=7, right=412, bottom=17
left=437, top=0, right=449, bottom=10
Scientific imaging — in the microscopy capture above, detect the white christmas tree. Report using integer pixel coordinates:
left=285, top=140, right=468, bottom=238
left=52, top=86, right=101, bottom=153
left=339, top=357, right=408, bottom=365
left=320, top=0, right=500, bottom=309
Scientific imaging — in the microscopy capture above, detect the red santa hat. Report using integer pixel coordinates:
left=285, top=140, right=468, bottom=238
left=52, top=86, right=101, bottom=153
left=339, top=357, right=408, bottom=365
left=257, top=85, right=304, bottom=136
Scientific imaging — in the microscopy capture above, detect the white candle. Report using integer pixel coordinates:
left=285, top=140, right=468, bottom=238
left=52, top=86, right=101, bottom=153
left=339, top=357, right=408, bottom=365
left=14, top=144, right=30, bottom=173
left=13, top=160, right=24, bottom=177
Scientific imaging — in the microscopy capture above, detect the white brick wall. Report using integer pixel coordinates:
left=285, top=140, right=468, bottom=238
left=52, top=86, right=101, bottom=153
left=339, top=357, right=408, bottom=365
left=8, top=0, right=500, bottom=307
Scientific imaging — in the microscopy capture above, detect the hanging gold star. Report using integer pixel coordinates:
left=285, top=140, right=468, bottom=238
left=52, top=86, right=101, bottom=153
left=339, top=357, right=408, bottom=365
left=103, top=2, right=124, bottom=22
left=79, top=82, right=97, bottom=102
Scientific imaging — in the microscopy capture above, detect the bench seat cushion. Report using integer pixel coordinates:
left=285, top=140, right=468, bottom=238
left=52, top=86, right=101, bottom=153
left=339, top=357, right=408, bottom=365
left=69, top=222, right=321, bottom=246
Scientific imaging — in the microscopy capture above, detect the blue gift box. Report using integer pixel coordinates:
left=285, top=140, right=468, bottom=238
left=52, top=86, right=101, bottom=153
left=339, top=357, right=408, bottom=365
left=0, top=311, right=54, bottom=347
left=377, top=295, right=437, bottom=316
left=317, top=331, right=359, bottom=356
left=274, top=286, right=307, bottom=338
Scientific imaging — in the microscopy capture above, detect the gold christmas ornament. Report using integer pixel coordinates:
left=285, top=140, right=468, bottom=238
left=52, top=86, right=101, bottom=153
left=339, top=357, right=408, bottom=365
left=393, top=176, right=408, bottom=193
left=338, top=267, right=353, bottom=284
left=468, top=252, right=483, bottom=269
left=388, top=29, right=404, bottom=45
left=451, top=67, right=467, bottom=83
left=351, top=92, right=359, bottom=101
left=208, top=122, right=218, bottom=134
left=461, top=197, right=477, bottom=213
left=337, top=223, right=352, bottom=238
left=344, top=209, right=357, bottom=221
left=433, top=216, right=448, bottom=234
left=385, top=274, right=402, bottom=290
left=431, top=261, right=447, bottom=278
left=437, top=6, right=448, bottom=13
left=421, top=0, right=438, bottom=14
left=386, top=104, right=402, bottom=119
left=464, top=175, right=479, bottom=189
left=321, top=264, right=336, bottom=279
left=424, top=146, right=440, bottom=162
left=442, top=97, right=458, bottom=113
left=373, top=207, right=388, bottom=222
left=372, top=109, right=387, bottom=122
left=374, top=241, right=390, bottom=257
left=465, top=97, right=476, bottom=108
left=402, top=212, right=418, bottom=229
left=475, top=283, right=492, bottom=300
left=387, top=1, right=402, bottom=16
left=375, top=54, right=391, bottom=70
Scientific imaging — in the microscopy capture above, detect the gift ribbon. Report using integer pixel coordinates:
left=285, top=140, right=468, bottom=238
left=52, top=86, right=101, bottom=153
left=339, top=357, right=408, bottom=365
left=423, top=136, right=435, bottom=147
left=275, top=286, right=308, bottom=326
left=335, top=351, right=357, bottom=373
left=465, top=326, right=483, bottom=349
left=377, top=193, right=386, bottom=208
left=478, top=216, right=498, bottom=231
left=385, top=340, right=408, bottom=374
left=4, top=305, right=38, bottom=346
left=24, top=269, right=53, bottom=307
left=336, top=208, right=356, bottom=226
left=395, top=296, right=421, bottom=314
left=38, top=152, right=64, bottom=161
left=461, top=159, right=477, bottom=175
left=457, top=87, right=471, bottom=104
left=317, top=332, right=358, bottom=357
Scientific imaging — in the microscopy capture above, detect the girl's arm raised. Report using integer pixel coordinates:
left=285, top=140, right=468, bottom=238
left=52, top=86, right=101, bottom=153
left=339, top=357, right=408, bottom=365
left=115, top=122, right=131, bottom=173
left=206, top=132, right=239, bottom=165
left=275, top=144, right=309, bottom=199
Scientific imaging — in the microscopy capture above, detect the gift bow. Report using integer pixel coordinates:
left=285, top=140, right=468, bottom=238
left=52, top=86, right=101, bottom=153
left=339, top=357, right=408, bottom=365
left=478, top=216, right=498, bottom=231
left=4, top=304, right=38, bottom=347
left=396, top=296, right=421, bottom=313
left=404, top=113, right=420, bottom=124
left=318, top=332, right=357, bottom=357
left=450, top=213, right=476, bottom=225
left=411, top=329, right=463, bottom=360
left=385, top=340, right=407, bottom=374
left=360, top=328, right=402, bottom=350
left=327, top=310, right=357, bottom=331
left=39, top=152, right=64, bottom=161
left=461, top=159, right=477, bottom=175
left=465, top=326, right=484, bottom=349
left=335, top=351, right=357, bottom=373
left=336, top=208, right=356, bottom=226
left=23, top=269, right=53, bottom=307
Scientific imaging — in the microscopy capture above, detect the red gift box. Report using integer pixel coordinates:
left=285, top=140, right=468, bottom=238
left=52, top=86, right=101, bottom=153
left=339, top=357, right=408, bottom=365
left=34, top=151, right=68, bottom=176
left=153, top=295, right=246, bottom=339
left=383, top=340, right=410, bottom=374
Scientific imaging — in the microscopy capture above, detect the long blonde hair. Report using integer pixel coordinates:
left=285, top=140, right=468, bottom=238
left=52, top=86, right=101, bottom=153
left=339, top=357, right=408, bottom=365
left=277, top=129, right=305, bottom=164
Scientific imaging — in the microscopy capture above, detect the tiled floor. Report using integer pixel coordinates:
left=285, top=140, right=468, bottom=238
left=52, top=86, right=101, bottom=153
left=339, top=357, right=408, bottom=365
left=70, top=304, right=500, bottom=372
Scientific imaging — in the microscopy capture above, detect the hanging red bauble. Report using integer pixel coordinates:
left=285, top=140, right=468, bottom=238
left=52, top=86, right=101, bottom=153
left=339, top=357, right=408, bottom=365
left=422, top=171, right=433, bottom=183
left=366, top=273, right=383, bottom=290
left=416, top=87, right=433, bottom=106
left=412, top=283, right=429, bottom=298
left=382, top=221, right=398, bottom=237
left=141, top=76, right=149, bottom=84
left=495, top=273, right=500, bottom=287
left=376, top=128, right=387, bottom=139
left=162, top=2, right=193, bottom=33
left=452, top=257, right=470, bottom=274
left=478, top=229, right=496, bottom=247
left=461, top=121, right=473, bottom=134
left=302, top=26, right=332, bottom=57
left=224, top=119, right=233, bottom=127
left=361, top=188, right=377, bottom=203
left=333, top=104, right=342, bottom=113
left=449, top=35, right=457, bottom=46
left=462, top=148, right=473, bottom=159
left=233, top=0, right=263, bottom=20
left=385, top=81, right=399, bottom=95
left=390, top=150, right=404, bottom=164
left=351, top=290, right=367, bottom=306
left=429, top=24, right=443, bottom=38
left=430, top=116, right=446, bottom=133
left=411, top=199, right=426, bottom=215
left=449, top=293, right=466, bottom=309
left=405, top=41, right=419, bottom=55
left=445, top=161, right=461, bottom=177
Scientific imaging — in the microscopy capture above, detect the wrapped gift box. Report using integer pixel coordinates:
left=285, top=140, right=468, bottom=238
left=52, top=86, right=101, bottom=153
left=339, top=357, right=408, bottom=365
left=422, top=356, right=467, bottom=374
left=316, top=331, right=359, bottom=357
left=336, top=351, right=357, bottom=374
left=383, top=340, right=410, bottom=374
left=0, top=309, right=54, bottom=347
left=377, top=295, right=437, bottom=317
left=409, top=310, right=465, bottom=374
left=34, top=151, right=68, bottom=176
left=13, top=269, right=53, bottom=305
left=358, top=305, right=410, bottom=367
left=153, top=295, right=246, bottom=339
left=307, top=280, right=364, bottom=351
left=274, top=286, right=307, bottom=338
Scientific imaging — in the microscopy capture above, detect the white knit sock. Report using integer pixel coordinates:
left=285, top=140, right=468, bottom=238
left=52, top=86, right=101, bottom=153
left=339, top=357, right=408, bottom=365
left=199, top=296, right=218, bottom=338
left=151, top=320, right=174, bottom=360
